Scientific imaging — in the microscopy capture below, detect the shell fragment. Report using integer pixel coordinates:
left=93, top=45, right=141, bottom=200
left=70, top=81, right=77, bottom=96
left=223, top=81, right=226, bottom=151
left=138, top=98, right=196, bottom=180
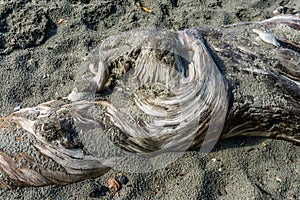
left=252, top=28, right=280, bottom=47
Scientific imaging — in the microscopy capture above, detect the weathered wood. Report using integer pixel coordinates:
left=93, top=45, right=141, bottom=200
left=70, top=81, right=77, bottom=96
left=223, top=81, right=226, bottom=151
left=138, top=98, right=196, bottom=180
left=0, top=15, right=299, bottom=189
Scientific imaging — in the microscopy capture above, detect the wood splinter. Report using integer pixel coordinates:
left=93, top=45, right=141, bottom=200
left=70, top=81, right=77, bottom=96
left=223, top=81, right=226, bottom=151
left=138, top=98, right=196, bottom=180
left=135, top=1, right=154, bottom=14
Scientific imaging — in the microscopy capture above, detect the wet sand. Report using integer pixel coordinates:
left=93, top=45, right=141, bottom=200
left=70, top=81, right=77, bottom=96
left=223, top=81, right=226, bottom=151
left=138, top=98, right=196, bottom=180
left=0, top=0, right=299, bottom=199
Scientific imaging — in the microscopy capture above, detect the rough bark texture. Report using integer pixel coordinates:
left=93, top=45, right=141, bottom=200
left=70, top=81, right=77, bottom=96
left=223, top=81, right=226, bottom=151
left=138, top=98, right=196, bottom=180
left=197, top=17, right=300, bottom=144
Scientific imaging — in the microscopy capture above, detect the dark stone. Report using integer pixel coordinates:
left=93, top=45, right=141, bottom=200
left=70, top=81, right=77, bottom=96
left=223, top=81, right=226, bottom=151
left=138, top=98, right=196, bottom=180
left=119, top=175, right=129, bottom=185
left=89, top=184, right=109, bottom=198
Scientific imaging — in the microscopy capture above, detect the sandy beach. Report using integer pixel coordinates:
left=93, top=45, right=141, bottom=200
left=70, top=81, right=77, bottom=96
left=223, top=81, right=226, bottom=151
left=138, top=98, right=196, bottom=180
left=0, top=0, right=299, bottom=199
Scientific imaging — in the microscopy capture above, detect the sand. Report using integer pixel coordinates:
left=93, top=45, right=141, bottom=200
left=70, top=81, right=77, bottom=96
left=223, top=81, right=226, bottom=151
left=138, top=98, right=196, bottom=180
left=0, top=0, right=299, bottom=199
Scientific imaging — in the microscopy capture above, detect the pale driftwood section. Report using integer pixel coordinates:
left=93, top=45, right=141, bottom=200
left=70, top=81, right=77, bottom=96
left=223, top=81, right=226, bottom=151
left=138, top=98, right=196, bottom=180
left=0, top=99, right=114, bottom=189
left=0, top=15, right=299, bottom=189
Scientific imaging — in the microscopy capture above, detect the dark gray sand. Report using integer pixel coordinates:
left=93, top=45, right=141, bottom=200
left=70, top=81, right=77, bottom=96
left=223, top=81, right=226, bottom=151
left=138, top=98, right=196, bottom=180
left=0, top=0, right=299, bottom=199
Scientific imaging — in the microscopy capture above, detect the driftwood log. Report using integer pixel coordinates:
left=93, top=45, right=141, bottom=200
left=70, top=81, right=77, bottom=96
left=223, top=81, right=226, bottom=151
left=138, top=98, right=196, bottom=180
left=0, top=14, right=299, bottom=189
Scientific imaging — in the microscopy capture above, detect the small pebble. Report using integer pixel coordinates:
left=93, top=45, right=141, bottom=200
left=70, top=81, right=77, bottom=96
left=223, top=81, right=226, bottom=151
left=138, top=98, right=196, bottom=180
left=275, top=177, right=282, bottom=182
left=89, top=185, right=109, bottom=198
left=262, top=142, right=269, bottom=147
left=14, top=106, right=21, bottom=111
left=119, top=175, right=129, bottom=185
